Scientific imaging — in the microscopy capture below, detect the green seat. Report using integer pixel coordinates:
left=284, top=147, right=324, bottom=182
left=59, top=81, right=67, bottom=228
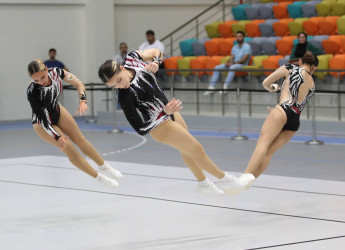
left=288, top=22, right=304, bottom=36
left=316, top=2, right=332, bottom=16
left=205, top=21, right=222, bottom=38
left=177, top=56, right=196, bottom=77
left=242, top=55, right=269, bottom=76
left=231, top=20, right=251, bottom=35
left=337, top=16, right=345, bottom=35
left=260, top=0, right=272, bottom=3
left=314, top=54, right=333, bottom=80
left=331, top=1, right=345, bottom=16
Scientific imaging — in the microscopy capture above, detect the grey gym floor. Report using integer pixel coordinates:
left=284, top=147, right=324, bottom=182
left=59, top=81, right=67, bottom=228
left=1, top=114, right=345, bottom=249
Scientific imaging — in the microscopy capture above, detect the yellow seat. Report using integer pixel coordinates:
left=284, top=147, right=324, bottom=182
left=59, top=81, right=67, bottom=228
left=314, top=54, right=333, bottom=80
left=337, top=15, right=345, bottom=35
left=205, top=21, right=223, bottom=38
left=177, top=56, right=197, bottom=77
left=242, top=55, right=269, bottom=76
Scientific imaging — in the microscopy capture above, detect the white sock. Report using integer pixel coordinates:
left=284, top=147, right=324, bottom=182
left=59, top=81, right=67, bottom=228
left=199, top=178, right=212, bottom=187
left=96, top=172, right=103, bottom=180
left=99, top=161, right=109, bottom=170
left=218, top=173, right=231, bottom=183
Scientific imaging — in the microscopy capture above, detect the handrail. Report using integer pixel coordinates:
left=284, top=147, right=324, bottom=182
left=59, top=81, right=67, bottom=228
left=160, top=0, right=226, bottom=42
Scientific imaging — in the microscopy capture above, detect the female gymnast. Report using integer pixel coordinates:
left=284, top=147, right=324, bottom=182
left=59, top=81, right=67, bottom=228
left=234, top=52, right=319, bottom=193
left=98, top=49, right=243, bottom=195
left=27, top=59, right=122, bottom=188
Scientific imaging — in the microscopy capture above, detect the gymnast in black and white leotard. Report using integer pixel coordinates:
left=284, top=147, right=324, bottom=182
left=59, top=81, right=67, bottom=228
left=98, top=49, right=247, bottom=195
left=27, top=59, right=122, bottom=188
left=234, top=52, right=319, bottom=193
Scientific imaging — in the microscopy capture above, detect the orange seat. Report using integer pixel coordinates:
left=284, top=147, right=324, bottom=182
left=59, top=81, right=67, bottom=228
left=262, top=55, right=284, bottom=76
left=276, top=39, right=294, bottom=56
left=282, top=35, right=297, bottom=43
left=205, top=56, right=223, bottom=76
left=245, top=20, right=265, bottom=37
left=205, top=38, right=223, bottom=56
left=303, top=17, right=325, bottom=35
left=163, top=56, right=183, bottom=76
left=273, top=2, right=291, bottom=19
left=218, top=20, right=238, bottom=38
left=190, top=56, right=211, bottom=77
left=319, top=16, right=340, bottom=36
left=273, top=21, right=290, bottom=36
left=322, top=35, right=345, bottom=55
left=329, top=54, right=345, bottom=78
left=274, top=0, right=293, bottom=2
left=235, top=56, right=254, bottom=77
left=218, top=38, right=236, bottom=56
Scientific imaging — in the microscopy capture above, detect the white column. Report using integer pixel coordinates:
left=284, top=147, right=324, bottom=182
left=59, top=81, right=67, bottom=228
left=85, top=0, right=115, bottom=83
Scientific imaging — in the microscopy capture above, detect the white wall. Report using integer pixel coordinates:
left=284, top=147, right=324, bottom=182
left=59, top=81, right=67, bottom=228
left=0, top=0, right=226, bottom=121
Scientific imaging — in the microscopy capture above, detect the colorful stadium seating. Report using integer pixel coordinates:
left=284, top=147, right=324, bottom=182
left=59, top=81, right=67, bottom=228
left=218, top=20, right=238, bottom=38
left=329, top=54, right=345, bottom=78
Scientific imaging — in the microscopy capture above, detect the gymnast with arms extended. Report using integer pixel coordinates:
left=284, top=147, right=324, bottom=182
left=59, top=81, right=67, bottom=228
left=232, top=52, right=319, bottom=193
left=98, top=48, right=244, bottom=195
left=27, top=59, right=122, bottom=188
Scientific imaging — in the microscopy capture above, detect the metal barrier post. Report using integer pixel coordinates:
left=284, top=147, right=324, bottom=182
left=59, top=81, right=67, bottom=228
left=108, top=88, right=123, bottom=134
left=86, top=83, right=97, bottom=123
left=305, top=94, right=324, bottom=145
left=196, top=74, right=200, bottom=115
left=338, top=72, right=341, bottom=121
left=106, top=89, right=110, bottom=112
left=231, top=87, right=248, bottom=140
left=170, top=72, right=175, bottom=98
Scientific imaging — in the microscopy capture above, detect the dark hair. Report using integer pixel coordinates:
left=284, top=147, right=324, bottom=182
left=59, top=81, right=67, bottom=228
left=27, top=59, right=46, bottom=76
left=146, top=30, right=155, bottom=36
left=236, top=31, right=245, bottom=37
left=119, top=42, right=127, bottom=47
left=98, top=60, right=121, bottom=83
left=49, top=48, right=56, bottom=53
left=298, top=32, right=307, bottom=39
left=301, top=51, right=319, bottom=67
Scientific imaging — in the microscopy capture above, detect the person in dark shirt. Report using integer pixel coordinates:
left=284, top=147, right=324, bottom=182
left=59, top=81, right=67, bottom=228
left=98, top=48, right=246, bottom=195
left=44, top=48, right=69, bottom=71
left=289, top=32, right=322, bottom=65
left=27, top=59, right=122, bottom=189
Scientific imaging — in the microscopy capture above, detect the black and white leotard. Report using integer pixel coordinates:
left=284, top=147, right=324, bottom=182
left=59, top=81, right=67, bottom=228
left=279, top=63, right=315, bottom=131
left=118, top=51, right=172, bottom=135
left=27, top=67, right=64, bottom=140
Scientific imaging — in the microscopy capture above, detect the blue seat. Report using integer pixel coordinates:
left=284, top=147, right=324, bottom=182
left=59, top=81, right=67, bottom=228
left=259, top=22, right=276, bottom=37
left=248, top=41, right=263, bottom=56
left=259, top=3, right=277, bottom=19
left=245, top=4, right=262, bottom=20
left=179, top=38, right=198, bottom=56
left=232, top=4, right=251, bottom=20
left=287, top=1, right=307, bottom=19
left=192, top=40, right=208, bottom=56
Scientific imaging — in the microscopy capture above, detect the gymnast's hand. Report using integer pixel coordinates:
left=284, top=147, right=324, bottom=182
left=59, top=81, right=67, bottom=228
left=58, top=136, right=69, bottom=150
left=75, top=101, right=89, bottom=116
left=164, top=98, right=183, bottom=115
left=145, top=62, right=159, bottom=74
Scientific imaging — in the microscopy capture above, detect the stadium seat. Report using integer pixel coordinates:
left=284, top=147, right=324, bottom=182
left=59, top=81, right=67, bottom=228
left=190, top=56, right=211, bottom=77
left=329, top=54, right=345, bottom=78
left=205, top=22, right=222, bottom=38
left=273, top=2, right=291, bottom=19
left=177, top=56, right=197, bottom=77
left=301, top=1, right=319, bottom=17
left=205, top=38, right=223, bottom=56
left=337, top=16, right=345, bottom=35
left=331, top=0, right=345, bottom=16
left=319, top=16, right=339, bottom=35
left=192, top=40, right=207, bottom=56
left=287, top=1, right=307, bottom=18
left=308, top=39, right=325, bottom=53
left=219, top=38, right=236, bottom=56
left=262, top=39, right=278, bottom=55
left=313, top=35, right=330, bottom=42
left=279, top=55, right=291, bottom=66
left=288, top=18, right=308, bottom=36
left=273, top=18, right=294, bottom=36
left=164, top=56, right=183, bottom=76
left=231, top=20, right=251, bottom=35
left=245, top=4, right=262, bottom=20
left=179, top=38, right=198, bottom=56
left=303, top=17, right=325, bottom=36
left=276, top=36, right=296, bottom=55
left=248, top=41, right=263, bottom=56
left=218, top=20, right=238, bottom=38
left=322, top=35, right=345, bottom=55
left=262, top=55, right=284, bottom=75
left=245, top=19, right=265, bottom=37
left=242, top=55, right=269, bottom=76
left=253, top=36, right=269, bottom=45
left=232, top=4, right=251, bottom=21
left=234, top=37, right=253, bottom=45
left=205, top=56, right=223, bottom=76
left=315, top=1, right=332, bottom=16
left=259, top=2, right=277, bottom=19
left=259, top=22, right=276, bottom=37
left=314, top=54, right=333, bottom=80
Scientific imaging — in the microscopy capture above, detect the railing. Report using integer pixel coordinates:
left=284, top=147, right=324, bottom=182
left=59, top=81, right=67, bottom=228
left=61, top=68, right=345, bottom=145
left=160, top=0, right=237, bottom=58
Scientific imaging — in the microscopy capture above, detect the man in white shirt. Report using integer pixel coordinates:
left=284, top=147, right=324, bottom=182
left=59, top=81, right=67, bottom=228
left=139, top=30, right=165, bottom=54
